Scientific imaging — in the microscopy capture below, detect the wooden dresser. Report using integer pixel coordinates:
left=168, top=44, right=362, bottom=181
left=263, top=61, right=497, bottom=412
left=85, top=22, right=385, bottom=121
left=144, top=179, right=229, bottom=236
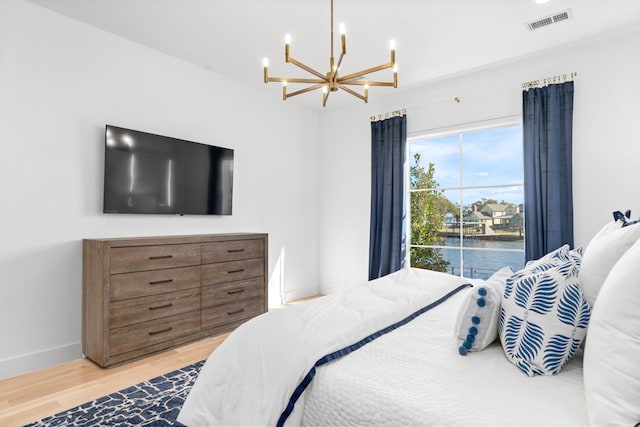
left=82, top=233, right=268, bottom=367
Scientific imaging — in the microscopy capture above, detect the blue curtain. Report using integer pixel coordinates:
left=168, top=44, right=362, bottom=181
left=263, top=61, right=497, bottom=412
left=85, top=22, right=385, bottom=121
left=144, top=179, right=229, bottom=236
left=369, top=114, right=406, bottom=280
left=523, top=81, right=574, bottom=261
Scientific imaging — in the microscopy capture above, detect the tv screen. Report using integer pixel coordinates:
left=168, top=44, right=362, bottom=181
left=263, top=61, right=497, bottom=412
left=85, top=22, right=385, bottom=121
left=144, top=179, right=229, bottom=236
left=103, top=125, right=233, bottom=215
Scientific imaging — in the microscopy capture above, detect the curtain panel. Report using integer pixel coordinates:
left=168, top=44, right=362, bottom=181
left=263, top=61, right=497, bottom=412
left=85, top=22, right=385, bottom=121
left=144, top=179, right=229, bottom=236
left=369, top=114, right=406, bottom=280
left=523, top=81, right=574, bottom=261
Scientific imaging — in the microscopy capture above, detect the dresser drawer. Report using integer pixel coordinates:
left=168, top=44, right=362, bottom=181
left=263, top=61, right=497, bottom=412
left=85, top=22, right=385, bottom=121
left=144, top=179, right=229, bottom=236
left=202, top=239, right=264, bottom=263
left=202, top=277, right=264, bottom=309
left=110, top=265, right=201, bottom=301
left=202, top=258, right=264, bottom=286
left=110, top=243, right=201, bottom=274
left=110, top=288, right=201, bottom=329
left=110, top=311, right=200, bottom=356
left=202, top=296, right=265, bottom=331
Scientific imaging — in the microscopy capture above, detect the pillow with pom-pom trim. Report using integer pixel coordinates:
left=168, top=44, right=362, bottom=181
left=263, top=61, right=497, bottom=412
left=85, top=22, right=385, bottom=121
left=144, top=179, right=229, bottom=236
left=455, top=266, right=513, bottom=355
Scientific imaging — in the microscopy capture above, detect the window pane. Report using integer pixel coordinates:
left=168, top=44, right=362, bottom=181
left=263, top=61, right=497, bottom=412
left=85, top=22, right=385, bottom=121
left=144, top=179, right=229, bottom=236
left=410, top=134, right=460, bottom=189
left=410, top=189, right=449, bottom=247
left=461, top=125, right=523, bottom=187
left=410, top=246, right=452, bottom=273
left=461, top=187, right=524, bottom=251
left=462, top=247, right=525, bottom=280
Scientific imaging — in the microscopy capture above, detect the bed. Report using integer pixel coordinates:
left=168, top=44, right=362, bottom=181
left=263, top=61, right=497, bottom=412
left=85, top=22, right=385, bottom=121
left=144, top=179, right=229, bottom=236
left=178, top=217, right=640, bottom=427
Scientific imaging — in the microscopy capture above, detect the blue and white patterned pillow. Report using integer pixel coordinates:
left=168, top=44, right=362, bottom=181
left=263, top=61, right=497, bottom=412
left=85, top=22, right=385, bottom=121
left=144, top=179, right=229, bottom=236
left=498, top=246, right=590, bottom=376
left=522, top=244, right=573, bottom=271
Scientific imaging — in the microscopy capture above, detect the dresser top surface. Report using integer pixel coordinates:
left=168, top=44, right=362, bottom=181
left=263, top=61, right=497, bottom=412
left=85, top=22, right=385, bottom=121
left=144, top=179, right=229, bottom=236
left=84, top=233, right=268, bottom=247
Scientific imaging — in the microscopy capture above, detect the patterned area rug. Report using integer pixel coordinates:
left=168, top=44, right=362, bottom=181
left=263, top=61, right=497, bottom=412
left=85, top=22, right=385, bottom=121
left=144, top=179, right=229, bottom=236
left=24, top=360, right=205, bottom=427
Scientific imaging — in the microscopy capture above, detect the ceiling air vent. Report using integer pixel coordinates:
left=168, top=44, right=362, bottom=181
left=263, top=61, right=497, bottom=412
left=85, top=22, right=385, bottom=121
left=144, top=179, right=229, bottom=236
left=526, top=9, right=573, bottom=31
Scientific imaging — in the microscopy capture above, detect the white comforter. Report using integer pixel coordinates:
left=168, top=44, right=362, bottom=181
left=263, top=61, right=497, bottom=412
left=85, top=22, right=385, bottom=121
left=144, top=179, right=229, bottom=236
left=178, top=268, right=470, bottom=426
left=301, top=284, right=588, bottom=426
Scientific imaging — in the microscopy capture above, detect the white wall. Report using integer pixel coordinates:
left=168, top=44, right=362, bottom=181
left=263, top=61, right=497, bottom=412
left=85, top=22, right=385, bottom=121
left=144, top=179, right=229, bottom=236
left=0, top=0, right=320, bottom=379
left=318, top=26, right=640, bottom=294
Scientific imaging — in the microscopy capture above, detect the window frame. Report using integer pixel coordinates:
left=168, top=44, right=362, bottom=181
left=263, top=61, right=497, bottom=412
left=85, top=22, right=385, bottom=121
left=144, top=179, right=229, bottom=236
left=405, top=116, right=525, bottom=278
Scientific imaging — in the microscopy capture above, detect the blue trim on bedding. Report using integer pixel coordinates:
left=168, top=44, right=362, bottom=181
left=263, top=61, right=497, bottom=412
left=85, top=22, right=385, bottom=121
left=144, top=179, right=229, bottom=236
left=276, top=283, right=471, bottom=427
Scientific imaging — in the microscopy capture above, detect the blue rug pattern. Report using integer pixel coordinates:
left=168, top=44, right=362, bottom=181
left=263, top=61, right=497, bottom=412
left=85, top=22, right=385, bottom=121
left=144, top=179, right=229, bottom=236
left=24, top=360, right=205, bottom=427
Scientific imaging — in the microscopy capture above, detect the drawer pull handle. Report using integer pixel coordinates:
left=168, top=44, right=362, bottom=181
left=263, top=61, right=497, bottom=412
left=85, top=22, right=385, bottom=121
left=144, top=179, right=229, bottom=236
left=148, top=327, right=172, bottom=336
left=149, top=279, right=173, bottom=285
left=227, top=249, right=245, bottom=253
left=227, top=308, right=245, bottom=316
left=227, top=289, right=245, bottom=295
left=149, top=303, right=173, bottom=311
left=149, top=255, right=173, bottom=260
left=228, top=269, right=245, bottom=274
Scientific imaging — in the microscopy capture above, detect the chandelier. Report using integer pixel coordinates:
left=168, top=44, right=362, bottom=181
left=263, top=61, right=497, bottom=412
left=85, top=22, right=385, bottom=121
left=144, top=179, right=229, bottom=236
left=262, top=0, right=398, bottom=107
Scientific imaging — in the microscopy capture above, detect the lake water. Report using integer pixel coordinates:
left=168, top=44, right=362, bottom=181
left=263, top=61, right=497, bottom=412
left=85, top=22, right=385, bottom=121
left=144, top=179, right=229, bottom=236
left=436, top=237, right=525, bottom=279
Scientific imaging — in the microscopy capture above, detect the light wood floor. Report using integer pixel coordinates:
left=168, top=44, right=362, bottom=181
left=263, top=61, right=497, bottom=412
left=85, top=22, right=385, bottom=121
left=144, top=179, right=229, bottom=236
left=0, top=334, right=227, bottom=427
left=0, top=296, right=322, bottom=427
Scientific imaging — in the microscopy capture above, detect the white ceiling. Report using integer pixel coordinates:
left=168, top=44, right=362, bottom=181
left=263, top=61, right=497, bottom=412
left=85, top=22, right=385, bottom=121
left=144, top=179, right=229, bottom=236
left=25, top=0, right=640, bottom=108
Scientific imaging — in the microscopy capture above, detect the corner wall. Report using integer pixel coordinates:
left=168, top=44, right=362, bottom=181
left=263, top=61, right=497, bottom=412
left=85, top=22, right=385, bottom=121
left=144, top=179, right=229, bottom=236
left=318, top=27, right=640, bottom=294
left=0, top=0, right=320, bottom=379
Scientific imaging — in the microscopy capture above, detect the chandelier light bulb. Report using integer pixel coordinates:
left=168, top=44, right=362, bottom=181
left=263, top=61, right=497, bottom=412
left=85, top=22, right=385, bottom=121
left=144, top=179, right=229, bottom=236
left=390, top=39, right=396, bottom=51
left=282, top=81, right=287, bottom=87
left=393, top=64, right=398, bottom=73
left=339, top=23, right=346, bottom=35
left=285, top=33, right=292, bottom=45
left=263, top=58, right=269, bottom=67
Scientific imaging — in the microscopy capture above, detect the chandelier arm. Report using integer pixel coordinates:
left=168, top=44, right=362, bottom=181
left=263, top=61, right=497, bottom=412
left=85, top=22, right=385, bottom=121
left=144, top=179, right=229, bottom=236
left=268, top=77, right=327, bottom=84
left=335, top=50, right=346, bottom=76
left=287, top=57, right=327, bottom=80
left=338, top=84, right=367, bottom=102
left=337, top=63, right=394, bottom=82
left=341, top=80, right=395, bottom=87
left=286, top=83, right=326, bottom=99
left=322, top=88, right=331, bottom=107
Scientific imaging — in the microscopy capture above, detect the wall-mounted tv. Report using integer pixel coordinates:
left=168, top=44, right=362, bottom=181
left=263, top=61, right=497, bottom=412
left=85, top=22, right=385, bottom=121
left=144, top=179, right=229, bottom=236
left=103, top=125, right=233, bottom=215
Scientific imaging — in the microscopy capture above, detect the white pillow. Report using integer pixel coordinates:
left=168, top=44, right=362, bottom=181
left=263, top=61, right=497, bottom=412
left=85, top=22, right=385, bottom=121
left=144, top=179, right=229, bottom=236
left=584, top=239, right=640, bottom=425
left=455, top=267, right=513, bottom=355
left=579, top=220, right=640, bottom=307
left=499, top=250, right=590, bottom=376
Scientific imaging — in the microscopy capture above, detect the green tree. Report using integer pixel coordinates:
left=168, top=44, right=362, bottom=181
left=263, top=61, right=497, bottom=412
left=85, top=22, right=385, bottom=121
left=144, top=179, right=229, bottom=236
left=410, top=153, right=450, bottom=272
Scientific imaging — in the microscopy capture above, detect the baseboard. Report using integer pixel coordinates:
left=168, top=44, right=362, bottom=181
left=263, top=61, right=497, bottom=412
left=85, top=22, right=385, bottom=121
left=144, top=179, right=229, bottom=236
left=0, top=342, right=82, bottom=381
left=283, top=289, right=317, bottom=304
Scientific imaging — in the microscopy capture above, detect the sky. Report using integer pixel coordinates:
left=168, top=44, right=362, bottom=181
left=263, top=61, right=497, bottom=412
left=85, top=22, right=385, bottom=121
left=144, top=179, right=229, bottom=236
left=409, top=124, right=524, bottom=208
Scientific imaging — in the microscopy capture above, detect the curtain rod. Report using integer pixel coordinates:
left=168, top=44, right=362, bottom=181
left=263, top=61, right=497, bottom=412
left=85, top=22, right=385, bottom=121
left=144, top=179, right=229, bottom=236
left=522, top=71, right=577, bottom=90
left=370, top=71, right=578, bottom=119
left=370, top=109, right=406, bottom=122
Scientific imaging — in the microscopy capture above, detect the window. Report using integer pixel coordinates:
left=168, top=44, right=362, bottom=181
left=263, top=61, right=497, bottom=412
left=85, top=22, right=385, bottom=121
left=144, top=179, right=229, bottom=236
left=408, top=122, right=525, bottom=279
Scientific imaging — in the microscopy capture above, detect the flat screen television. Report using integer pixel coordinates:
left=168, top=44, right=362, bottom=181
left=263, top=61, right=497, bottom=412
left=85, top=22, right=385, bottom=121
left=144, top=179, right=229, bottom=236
left=103, top=125, right=233, bottom=215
